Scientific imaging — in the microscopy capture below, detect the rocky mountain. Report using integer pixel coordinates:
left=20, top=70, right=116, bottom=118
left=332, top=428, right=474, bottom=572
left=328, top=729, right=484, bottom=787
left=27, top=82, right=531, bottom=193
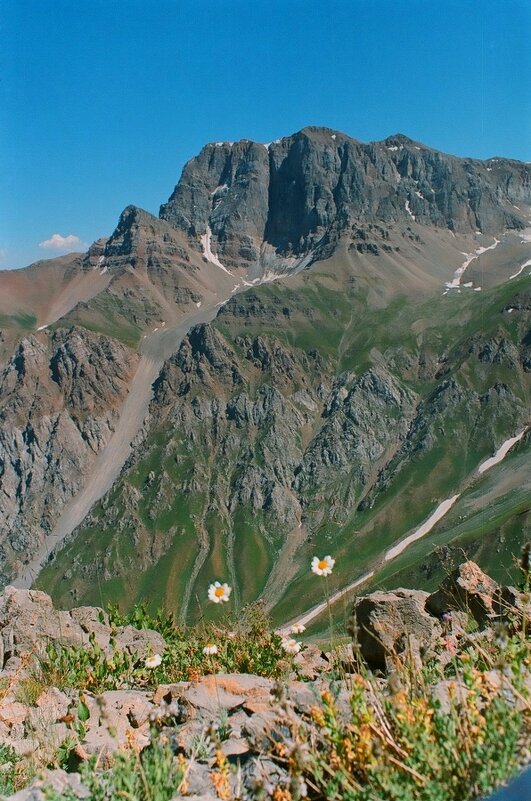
left=0, top=127, right=530, bottom=621
left=0, top=328, right=138, bottom=584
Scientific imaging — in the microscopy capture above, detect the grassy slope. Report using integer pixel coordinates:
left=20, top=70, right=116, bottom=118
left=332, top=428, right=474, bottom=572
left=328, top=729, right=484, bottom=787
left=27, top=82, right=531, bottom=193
left=36, top=269, right=530, bottom=624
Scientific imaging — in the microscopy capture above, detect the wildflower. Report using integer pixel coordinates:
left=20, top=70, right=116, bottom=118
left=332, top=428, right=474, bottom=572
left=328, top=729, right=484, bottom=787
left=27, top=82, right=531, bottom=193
left=290, top=622, right=306, bottom=634
left=208, top=581, right=232, bottom=604
left=311, top=555, right=335, bottom=576
left=203, top=644, right=218, bottom=655
left=281, top=638, right=302, bottom=655
left=145, top=653, right=162, bottom=669
left=441, top=610, right=452, bottom=622
left=442, top=636, right=457, bottom=654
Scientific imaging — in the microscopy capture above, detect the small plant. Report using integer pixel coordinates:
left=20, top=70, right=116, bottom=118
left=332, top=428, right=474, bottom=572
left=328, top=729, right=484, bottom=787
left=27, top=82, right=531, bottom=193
left=37, top=602, right=292, bottom=695
left=0, top=743, right=24, bottom=796
left=266, top=631, right=530, bottom=801
left=14, top=676, right=46, bottom=707
left=38, top=632, right=140, bottom=693
left=42, top=731, right=186, bottom=801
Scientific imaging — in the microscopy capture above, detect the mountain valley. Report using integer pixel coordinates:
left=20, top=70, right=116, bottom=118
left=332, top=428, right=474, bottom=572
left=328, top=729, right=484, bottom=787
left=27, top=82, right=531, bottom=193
left=1, top=127, right=530, bottom=628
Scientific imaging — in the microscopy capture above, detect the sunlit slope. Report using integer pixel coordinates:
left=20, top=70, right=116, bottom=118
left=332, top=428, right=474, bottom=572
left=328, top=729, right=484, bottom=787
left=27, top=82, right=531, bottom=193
left=36, top=256, right=530, bottom=623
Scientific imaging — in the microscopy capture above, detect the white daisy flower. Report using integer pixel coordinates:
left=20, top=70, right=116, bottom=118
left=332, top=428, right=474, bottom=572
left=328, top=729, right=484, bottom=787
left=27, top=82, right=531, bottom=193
left=290, top=622, right=306, bottom=634
left=311, top=555, right=335, bottom=576
left=281, top=638, right=302, bottom=655
left=203, top=644, right=218, bottom=655
left=207, top=581, right=232, bottom=604
left=144, top=653, right=162, bottom=669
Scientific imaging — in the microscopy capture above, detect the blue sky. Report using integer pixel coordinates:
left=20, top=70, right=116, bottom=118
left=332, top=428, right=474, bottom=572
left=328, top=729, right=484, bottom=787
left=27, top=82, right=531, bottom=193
left=1, top=0, right=529, bottom=270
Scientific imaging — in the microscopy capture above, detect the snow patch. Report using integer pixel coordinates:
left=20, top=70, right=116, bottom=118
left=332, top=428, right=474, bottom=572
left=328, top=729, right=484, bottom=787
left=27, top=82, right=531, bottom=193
left=509, top=258, right=531, bottom=280
left=36, top=324, right=49, bottom=331
left=385, top=496, right=460, bottom=561
left=474, top=287, right=482, bottom=291
left=445, top=237, right=499, bottom=290
left=478, top=430, right=526, bottom=474
left=200, top=226, right=233, bottom=275
left=415, top=190, right=424, bottom=200
left=195, top=301, right=202, bottom=308
left=463, top=281, right=473, bottom=287
left=387, top=145, right=399, bottom=151
left=100, top=265, right=108, bottom=275
left=331, top=134, right=336, bottom=140
left=211, top=184, right=228, bottom=196
left=507, top=308, right=514, bottom=314
left=405, top=199, right=416, bottom=220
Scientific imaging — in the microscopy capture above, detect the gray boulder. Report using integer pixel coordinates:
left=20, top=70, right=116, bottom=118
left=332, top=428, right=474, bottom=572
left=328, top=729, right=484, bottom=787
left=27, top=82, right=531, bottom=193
left=0, top=586, right=165, bottom=667
left=349, top=588, right=441, bottom=669
left=426, top=561, right=501, bottom=627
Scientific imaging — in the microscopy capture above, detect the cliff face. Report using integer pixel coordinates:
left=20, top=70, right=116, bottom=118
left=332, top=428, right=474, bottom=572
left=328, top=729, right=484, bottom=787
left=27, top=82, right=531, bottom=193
left=0, top=328, right=138, bottom=584
left=160, top=128, right=530, bottom=272
left=36, top=276, right=530, bottom=620
left=0, top=127, right=530, bottom=609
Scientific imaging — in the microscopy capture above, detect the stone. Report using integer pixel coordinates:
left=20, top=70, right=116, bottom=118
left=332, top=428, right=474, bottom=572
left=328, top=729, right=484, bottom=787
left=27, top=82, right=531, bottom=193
left=426, top=561, right=501, bottom=627
left=7, top=769, right=90, bottom=800
left=349, top=588, right=441, bottom=669
left=182, top=674, right=273, bottom=714
left=494, top=586, right=531, bottom=631
left=78, top=690, right=154, bottom=758
left=0, top=587, right=167, bottom=666
left=431, top=679, right=470, bottom=714
left=0, top=701, right=28, bottom=727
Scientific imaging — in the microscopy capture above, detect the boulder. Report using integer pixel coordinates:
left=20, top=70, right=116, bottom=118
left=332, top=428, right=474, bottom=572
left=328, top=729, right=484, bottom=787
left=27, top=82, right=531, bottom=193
left=349, top=588, right=441, bottom=669
left=0, top=586, right=166, bottom=667
left=426, top=562, right=500, bottom=627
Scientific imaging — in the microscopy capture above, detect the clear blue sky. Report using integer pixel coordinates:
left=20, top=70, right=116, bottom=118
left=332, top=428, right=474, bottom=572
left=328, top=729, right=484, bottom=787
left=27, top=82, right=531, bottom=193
left=1, top=0, right=529, bottom=270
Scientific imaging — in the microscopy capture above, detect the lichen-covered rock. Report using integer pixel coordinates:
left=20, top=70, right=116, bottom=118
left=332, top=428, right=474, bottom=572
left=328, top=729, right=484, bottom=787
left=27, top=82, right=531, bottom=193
left=349, top=588, right=441, bottom=669
left=426, top=561, right=501, bottom=626
left=0, top=586, right=165, bottom=666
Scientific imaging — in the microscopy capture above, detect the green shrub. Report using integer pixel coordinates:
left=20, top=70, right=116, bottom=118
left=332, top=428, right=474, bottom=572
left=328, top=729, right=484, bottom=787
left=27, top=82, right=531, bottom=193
left=42, top=733, right=185, bottom=801
left=267, top=630, right=530, bottom=801
left=38, top=602, right=293, bottom=694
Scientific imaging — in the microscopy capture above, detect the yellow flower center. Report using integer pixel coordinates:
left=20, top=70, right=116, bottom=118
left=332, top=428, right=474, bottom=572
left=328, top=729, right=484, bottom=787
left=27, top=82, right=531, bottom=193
left=318, top=560, right=328, bottom=570
left=215, top=586, right=225, bottom=597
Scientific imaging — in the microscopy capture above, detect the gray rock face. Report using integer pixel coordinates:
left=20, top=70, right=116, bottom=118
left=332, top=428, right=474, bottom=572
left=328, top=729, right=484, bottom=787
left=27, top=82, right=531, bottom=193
left=349, top=588, right=442, bottom=668
left=426, top=561, right=501, bottom=626
left=0, top=586, right=165, bottom=666
left=0, top=329, right=137, bottom=584
left=160, top=127, right=530, bottom=272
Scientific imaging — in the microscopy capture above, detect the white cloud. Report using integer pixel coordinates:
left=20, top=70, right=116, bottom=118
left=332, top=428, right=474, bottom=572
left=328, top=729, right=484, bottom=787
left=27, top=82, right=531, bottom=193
left=39, top=233, right=87, bottom=251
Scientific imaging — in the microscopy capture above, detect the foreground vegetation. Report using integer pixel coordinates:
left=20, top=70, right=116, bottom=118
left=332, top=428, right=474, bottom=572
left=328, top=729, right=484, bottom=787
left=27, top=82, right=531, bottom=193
left=0, top=587, right=529, bottom=800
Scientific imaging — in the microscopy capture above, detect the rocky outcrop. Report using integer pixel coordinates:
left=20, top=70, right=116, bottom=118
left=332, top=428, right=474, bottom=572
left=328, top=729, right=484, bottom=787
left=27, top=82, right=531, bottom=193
left=0, top=586, right=164, bottom=669
left=0, top=329, right=138, bottom=584
left=424, top=561, right=531, bottom=629
left=160, top=128, right=530, bottom=272
left=349, top=561, right=531, bottom=669
left=349, top=588, right=442, bottom=669
left=0, top=569, right=529, bottom=801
